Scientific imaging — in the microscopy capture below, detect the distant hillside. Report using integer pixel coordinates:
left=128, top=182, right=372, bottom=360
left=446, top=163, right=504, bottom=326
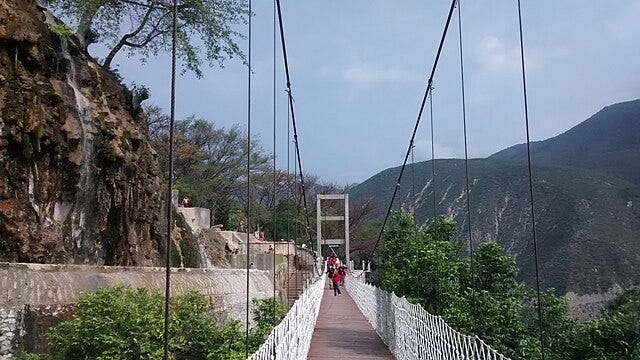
left=490, top=99, right=640, bottom=185
left=349, top=159, right=640, bottom=295
left=349, top=99, right=640, bottom=296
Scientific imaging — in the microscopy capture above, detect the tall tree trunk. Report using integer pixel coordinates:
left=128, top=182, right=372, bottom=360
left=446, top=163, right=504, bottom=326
left=77, top=4, right=100, bottom=51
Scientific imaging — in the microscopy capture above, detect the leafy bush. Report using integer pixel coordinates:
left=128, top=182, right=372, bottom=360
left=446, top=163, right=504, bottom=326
left=46, top=287, right=246, bottom=359
left=247, top=297, right=286, bottom=350
left=48, top=23, right=74, bottom=37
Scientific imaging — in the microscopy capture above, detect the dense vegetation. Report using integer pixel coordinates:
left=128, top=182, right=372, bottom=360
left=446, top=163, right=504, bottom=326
left=379, top=210, right=640, bottom=359
left=20, top=287, right=285, bottom=359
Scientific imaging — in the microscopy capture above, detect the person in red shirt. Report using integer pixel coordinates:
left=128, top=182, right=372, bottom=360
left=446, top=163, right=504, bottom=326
left=327, top=266, right=335, bottom=290
left=331, top=270, right=342, bottom=296
left=338, top=266, right=346, bottom=286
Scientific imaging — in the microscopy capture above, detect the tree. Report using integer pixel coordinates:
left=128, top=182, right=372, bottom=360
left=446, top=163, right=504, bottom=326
left=580, top=289, right=640, bottom=359
left=44, top=0, right=248, bottom=76
left=146, top=110, right=270, bottom=226
left=522, top=289, right=582, bottom=360
left=379, top=211, right=531, bottom=357
left=449, top=242, right=529, bottom=358
left=380, top=212, right=461, bottom=315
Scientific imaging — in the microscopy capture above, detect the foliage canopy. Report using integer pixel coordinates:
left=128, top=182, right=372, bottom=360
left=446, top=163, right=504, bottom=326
left=44, top=0, right=248, bottom=76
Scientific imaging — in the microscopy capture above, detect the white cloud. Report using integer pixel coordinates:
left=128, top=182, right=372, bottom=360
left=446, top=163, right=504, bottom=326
left=475, top=36, right=520, bottom=74
left=342, top=65, right=413, bottom=84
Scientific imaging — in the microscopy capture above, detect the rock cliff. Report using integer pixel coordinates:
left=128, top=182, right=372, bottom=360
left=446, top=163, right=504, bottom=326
left=0, top=0, right=164, bottom=265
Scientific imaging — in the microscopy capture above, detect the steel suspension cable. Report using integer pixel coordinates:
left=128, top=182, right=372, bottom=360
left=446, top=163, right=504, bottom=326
left=411, top=144, right=415, bottom=216
left=244, top=0, right=252, bottom=356
left=271, top=0, right=277, bottom=330
left=293, top=121, right=299, bottom=295
left=516, top=0, right=545, bottom=358
left=369, top=0, right=458, bottom=259
left=162, top=0, right=177, bottom=358
left=275, top=0, right=314, bottom=250
left=286, top=89, right=291, bottom=308
left=430, top=88, right=436, bottom=220
left=456, top=0, right=476, bottom=333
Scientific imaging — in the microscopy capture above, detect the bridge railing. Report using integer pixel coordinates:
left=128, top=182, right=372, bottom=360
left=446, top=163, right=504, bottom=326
left=346, top=273, right=510, bottom=360
left=250, top=264, right=326, bottom=360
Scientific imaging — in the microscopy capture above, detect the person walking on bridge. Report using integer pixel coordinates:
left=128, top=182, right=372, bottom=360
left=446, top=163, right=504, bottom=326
left=338, top=265, right=346, bottom=286
left=331, top=269, right=342, bottom=296
left=327, top=265, right=335, bottom=290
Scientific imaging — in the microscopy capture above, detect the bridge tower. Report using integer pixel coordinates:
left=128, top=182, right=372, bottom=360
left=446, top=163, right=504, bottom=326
left=316, top=194, right=350, bottom=266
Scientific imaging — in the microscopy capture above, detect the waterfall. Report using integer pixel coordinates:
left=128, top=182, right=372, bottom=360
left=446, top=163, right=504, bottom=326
left=59, top=38, right=96, bottom=253
left=198, top=238, right=214, bottom=268
left=27, top=169, right=40, bottom=219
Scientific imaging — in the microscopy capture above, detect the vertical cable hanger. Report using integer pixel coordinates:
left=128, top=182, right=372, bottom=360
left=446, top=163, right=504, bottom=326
left=286, top=89, right=291, bottom=309
left=430, top=87, right=436, bottom=221
left=244, top=0, right=252, bottom=357
left=293, top=120, right=299, bottom=297
left=456, top=0, right=476, bottom=333
left=162, top=0, right=178, bottom=358
left=271, top=0, right=278, bottom=331
left=516, top=0, right=545, bottom=358
left=411, top=143, right=416, bottom=217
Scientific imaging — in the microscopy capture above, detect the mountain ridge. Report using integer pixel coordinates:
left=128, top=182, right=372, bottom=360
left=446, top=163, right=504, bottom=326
left=349, top=99, right=640, bottom=296
left=490, top=98, right=640, bottom=185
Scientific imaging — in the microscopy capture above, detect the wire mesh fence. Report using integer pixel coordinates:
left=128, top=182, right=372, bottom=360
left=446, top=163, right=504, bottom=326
left=346, top=274, right=510, bottom=360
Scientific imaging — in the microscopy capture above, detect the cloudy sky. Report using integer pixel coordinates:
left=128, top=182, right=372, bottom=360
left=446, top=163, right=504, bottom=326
left=103, top=0, right=640, bottom=185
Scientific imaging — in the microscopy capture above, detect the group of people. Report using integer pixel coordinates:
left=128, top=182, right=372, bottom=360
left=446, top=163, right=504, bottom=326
left=327, top=254, right=347, bottom=296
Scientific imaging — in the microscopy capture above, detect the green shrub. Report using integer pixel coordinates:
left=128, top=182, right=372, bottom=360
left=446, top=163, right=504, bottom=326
left=48, top=23, right=75, bottom=37
left=46, top=287, right=245, bottom=359
left=247, top=298, right=286, bottom=351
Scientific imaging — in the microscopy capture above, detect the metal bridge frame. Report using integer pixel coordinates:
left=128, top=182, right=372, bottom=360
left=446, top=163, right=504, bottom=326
left=316, top=194, right=350, bottom=266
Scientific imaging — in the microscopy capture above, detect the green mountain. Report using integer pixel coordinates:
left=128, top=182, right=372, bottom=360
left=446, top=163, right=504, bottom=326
left=349, top=100, right=640, bottom=296
left=490, top=99, right=640, bottom=185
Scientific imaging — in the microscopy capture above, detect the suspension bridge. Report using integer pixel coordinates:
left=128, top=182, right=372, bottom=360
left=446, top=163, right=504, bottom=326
left=250, top=261, right=511, bottom=360
left=159, top=0, right=547, bottom=358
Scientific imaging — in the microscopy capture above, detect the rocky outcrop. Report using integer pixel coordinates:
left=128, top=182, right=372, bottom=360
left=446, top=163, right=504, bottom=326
left=0, top=0, right=163, bottom=266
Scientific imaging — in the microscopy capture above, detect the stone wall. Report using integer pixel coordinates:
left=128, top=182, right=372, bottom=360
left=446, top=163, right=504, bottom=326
left=0, top=308, right=23, bottom=359
left=0, top=262, right=275, bottom=357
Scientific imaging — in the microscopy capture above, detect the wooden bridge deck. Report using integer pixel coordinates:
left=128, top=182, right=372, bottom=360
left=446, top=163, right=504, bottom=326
left=308, top=280, right=394, bottom=359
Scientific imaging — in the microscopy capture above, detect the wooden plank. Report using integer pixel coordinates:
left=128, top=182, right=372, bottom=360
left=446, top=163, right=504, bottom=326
left=308, top=282, right=394, bottom=359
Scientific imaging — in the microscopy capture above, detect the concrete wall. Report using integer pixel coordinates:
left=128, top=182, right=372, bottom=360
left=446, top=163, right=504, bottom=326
left=177, top=207, right=211, bottom=233
left=0, top=262, right=275, bottom=358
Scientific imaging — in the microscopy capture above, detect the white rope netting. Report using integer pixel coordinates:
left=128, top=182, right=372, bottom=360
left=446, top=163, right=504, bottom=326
left=346, top=274, right=511, bottom=360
